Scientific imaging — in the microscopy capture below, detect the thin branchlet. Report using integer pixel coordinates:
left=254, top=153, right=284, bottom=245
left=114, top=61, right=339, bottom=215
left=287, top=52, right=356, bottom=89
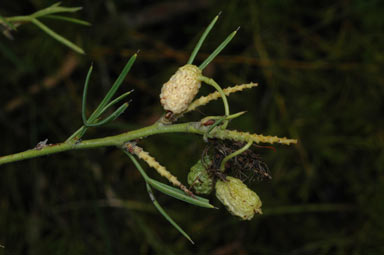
left=186, top=83, right=258, bottom=112
left=211, top=129, right=297, bottom=145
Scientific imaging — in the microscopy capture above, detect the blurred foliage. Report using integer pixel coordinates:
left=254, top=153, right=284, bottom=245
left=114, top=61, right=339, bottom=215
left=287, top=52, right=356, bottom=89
left=1, top=0, right=384, bottom=254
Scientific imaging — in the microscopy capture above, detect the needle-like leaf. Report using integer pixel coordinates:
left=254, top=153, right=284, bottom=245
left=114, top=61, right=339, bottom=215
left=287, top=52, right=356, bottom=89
left=84, top=103, right=129, bottom=127
left=42, top=15, right=91, bottom=26
left=99, top=90, right=134, bottom=116
left=123, top=149, right=214, bottom=208
left=199, top=27, right=239, bottom=70
left=31, top=18, right=85, bottom=54
left=187, top=12, right=221, bottom=65
left=31, top=3, right=82, bottom=18
left=81, top=65, right=94, bottom=125
left=147, top=178, right=213, bottom=208
left=125, top=150, right=198, bottom=243
left=88, top=54, right=137, bottom=122
left=145, top=183, right=194, bottom=244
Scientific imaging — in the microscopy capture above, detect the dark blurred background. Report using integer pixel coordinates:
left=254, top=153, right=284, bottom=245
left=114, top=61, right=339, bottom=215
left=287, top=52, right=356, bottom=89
left=1, top=0, right=383, bottom=254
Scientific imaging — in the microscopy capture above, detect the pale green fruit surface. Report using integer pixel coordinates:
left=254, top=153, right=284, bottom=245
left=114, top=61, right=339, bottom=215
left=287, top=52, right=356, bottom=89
left=215, top=176, right=262, bottom=220
left=187, top=156, right=213, bottom=195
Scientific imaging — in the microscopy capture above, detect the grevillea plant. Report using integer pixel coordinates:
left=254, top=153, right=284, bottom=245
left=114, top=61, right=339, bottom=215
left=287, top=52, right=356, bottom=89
left=0, top=12, right=297, bottom=243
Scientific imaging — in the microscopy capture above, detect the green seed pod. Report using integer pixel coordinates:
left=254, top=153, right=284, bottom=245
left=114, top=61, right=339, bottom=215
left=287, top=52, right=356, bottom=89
left=187, top=156, right=213, bottom=195
left=160, top=64, right=202, bottom=114
left=215, top=176, right=262, bottom=220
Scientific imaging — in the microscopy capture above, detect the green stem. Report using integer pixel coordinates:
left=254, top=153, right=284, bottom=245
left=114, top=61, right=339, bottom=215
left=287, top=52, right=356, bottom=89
left=0, top=122, right=205, bottom=166
left=5, top=15, right=32, bottom=23
left=220, top=140, right=253, bottom=171
left=202, top=112, right=246, bottom=140
left=0, top=119, right=296, bottom=166
left=199, top=76, right=230, bottom=129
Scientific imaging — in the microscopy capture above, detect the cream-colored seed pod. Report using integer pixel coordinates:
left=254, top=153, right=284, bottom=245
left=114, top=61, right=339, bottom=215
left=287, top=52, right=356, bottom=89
left=160, top=64, right=202, bottom=114
left=216, top=176, right=262, bottom=220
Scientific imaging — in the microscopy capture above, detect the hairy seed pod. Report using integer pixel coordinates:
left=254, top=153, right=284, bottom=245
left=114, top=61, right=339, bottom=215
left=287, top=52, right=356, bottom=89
left=160, top=64, right=202, bottom=114
left=187, top=156, right=213, bottom=195
left=215, top=176, right=262, bottom=220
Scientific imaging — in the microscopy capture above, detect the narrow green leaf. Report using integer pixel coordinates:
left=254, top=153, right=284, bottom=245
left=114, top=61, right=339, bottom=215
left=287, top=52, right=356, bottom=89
left=145, top=183, right=194, bottom=244
left=127, top=150, right=197, bottom=243
left=124, top=150, right=214, bottom=208
left=43, top=15, right=91, bottom=26
left=148, top=178, right=213, bottom=208
left=187, top=12, right=220, bottom=65
left=81, top=65, right=94, bottom=125
left=84, top=103, right=129, bottom=127
left=88, top=54, right=137, bottom=122
left=151, top=179, right=209, bottom=203
left=124, top=149, right=150, bottom=179
left=199, top=27, right=239, bottom=70
left=99, top=90, right=134, bottom=116
left=31, top=18, right=85, bottom=54
left=31, top=3, right=83, bottom=18
left=49, top=2, right=62, bottom=8
left=148, top=178, right=210, bottom=204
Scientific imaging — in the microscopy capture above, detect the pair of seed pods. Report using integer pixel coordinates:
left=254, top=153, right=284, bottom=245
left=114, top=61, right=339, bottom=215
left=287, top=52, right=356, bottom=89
left=188, top=157, right=263, bottom=220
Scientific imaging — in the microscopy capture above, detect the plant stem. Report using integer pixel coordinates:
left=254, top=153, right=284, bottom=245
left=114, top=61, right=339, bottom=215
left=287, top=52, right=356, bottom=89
left=0, top=120, right=297, bottom=166
left=5, top=15, right=32, bottom=23
left=0, top=122, right=205, bottom=166
left=199, top=76, right=230, bottom=129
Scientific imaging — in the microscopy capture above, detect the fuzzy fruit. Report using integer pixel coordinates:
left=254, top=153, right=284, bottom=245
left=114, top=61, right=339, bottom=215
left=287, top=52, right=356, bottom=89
left=187, top=156, right=213, bottom=195
left=160, top=64, right=202, bottom=114
left=215, top=176, right=262, bottom=220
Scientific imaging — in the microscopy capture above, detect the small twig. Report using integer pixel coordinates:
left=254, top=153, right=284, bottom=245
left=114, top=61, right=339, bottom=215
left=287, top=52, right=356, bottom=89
left=0, top=120, right=297, bottom=166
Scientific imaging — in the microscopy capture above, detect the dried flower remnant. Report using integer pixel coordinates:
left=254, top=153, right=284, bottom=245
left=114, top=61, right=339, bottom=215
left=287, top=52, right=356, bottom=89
left=202, top=140, right=271, bottom=183
left=215, top=176, right=262, bottom=220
